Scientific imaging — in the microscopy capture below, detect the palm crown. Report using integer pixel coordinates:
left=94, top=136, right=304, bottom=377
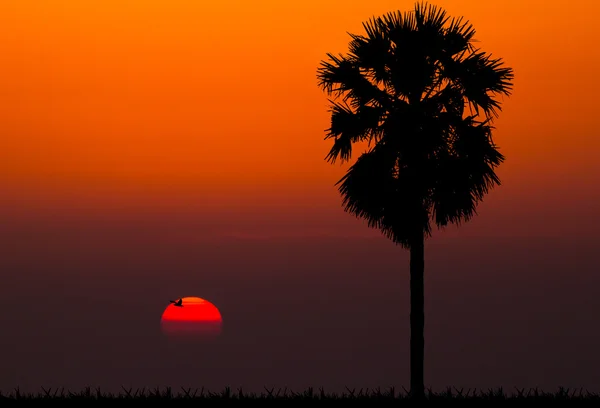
left=317, top=2, right=514, bottom=248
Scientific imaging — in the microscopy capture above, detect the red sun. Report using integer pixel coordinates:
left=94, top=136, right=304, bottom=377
left=160, top=297, right=223, bottom=339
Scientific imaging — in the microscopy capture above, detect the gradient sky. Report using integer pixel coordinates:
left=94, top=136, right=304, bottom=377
left=1, top=0, right=599, bottom=394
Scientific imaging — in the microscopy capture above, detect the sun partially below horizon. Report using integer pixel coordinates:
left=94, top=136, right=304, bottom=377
left=161, top=296, right=223, bottom=322
left=160, top=296, right=223, bottom=339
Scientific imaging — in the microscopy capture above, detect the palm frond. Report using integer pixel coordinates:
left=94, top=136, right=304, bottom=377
left=362, top=16, right=383, bottom=39
left=380, top=9, right=416, bottom=40
left=347, top=31, right=391, bottom=84
left=431, top=118, right=504, bottom=227
left=443, top=16, right=477, bottom=56
left=337, top=145, right=431, bottom=247
left=336, top=145, right=395, bottom=225
left=316, top=53, right=355, bottom=96
left=445, top=51, right=514, bottom=118
left=324, top=102, right=384, bottom=163
left=414, top=2, right=450, bottom=56
left=415, top=1, right=449, bottom=31
left=317, top=53, right=390, bottom=109
left=377, top=10, right=423, bottom=101
left=424, top=84, right=465, bottom=118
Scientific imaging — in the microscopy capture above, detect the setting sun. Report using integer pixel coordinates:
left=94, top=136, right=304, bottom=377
left=160, top=297, right=223, bottom=339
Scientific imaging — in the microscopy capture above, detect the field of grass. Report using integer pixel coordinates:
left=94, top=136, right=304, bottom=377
left=1, top=386, right=599, bottom=403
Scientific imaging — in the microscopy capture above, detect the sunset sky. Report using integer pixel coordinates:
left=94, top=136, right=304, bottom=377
left=1, top=0, right=599, bottom=393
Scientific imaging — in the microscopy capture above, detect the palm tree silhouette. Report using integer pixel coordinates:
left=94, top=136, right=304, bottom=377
left=317, top=1, right=514, bottom=399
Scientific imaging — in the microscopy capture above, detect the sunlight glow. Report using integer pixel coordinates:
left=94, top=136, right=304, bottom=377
left=160, top=296, right=223, bottom=322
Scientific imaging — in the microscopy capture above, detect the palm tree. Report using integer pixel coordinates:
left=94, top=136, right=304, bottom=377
left=316, top=1, right=514, bottom=399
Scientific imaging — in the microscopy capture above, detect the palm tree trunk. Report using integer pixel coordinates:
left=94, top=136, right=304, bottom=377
left=409, top=230, right=425, bottom=399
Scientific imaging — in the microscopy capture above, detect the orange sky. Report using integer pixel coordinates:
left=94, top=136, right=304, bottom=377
left=0, top=0, right=598, bottom=236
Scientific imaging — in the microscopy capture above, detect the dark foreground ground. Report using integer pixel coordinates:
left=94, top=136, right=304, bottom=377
left=1, top=387, right=599, bottom=404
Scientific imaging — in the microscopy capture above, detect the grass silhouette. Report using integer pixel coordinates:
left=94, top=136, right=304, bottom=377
left=1, top=386, right=599, bottom=402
